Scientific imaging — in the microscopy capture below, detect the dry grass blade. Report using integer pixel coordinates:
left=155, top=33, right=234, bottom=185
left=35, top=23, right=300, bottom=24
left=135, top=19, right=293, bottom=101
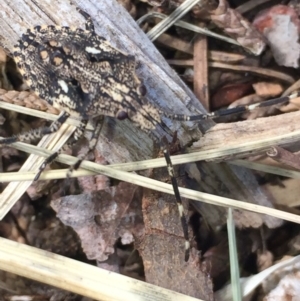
left=168, top=60, right=295, bottom=83
left=0, top=123, right=76, bottom=219
left=1, top=112, right=300, bottom=174
left=194, top=33, right=209, bottom=110
left=156, top=33, right=245, bottom=62
left=2, top=153, right=300, bottom=183
left=210, top=62, right=295, bottom=84
left=2, top=109, right=300, bottom=183
left=230, top=160, right=300, bottom=179
left=0, top=237, right=201, bottom=301
left=2, top=141, right=300, bottom=224
left=0, top=100, right=94, bottom=129
left=146, top=0, right=202, bottom=41
left=282, top=79, right=300, bottom=96
left=138, top=12, right=239, bottom=45
left=215, top=255, right=300, bottom=300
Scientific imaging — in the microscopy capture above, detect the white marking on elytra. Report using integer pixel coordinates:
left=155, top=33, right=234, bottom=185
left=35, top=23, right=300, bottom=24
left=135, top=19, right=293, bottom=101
left=58, top=80, right=69, bottom=93
left=85, top=46, right=101, bottom=54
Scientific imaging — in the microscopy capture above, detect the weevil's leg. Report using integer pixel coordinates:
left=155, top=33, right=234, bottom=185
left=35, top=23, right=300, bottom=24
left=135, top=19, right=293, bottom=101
left=163, top=148, right=190, bottom=262
left=73, top=119, right=88, bottom=142
left=31, top=111, right=70, bottom=181
left=76, top=7, right=95, bottom=32
left=34, top=118, right=88, bottom=181
left=166, top=91, right=300, bottom=121
left=0, top=110, right=70, bottom=181
left=67, top=117, right=104, bottom=177
left=34, top=149, right=63, bottom=181
left=0, top=111, right=70, bottom=145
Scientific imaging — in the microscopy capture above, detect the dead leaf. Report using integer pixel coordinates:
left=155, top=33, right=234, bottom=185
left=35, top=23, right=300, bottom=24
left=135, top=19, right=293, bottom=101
left=264, top=271, right=300, bottom=300
left=210, top=0, right=266, bottom=55
left=211, top=82, right=253, bottom=110
left=253, top=5, right=300, bottom=68
left=252, top=82, right=283, bottom=98
left=51, top=183, right=143, bottom=261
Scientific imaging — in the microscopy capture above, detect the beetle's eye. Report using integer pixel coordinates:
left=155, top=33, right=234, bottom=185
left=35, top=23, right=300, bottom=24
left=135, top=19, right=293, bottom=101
left=139, top=84, right=147, bottom=96
left=117, top=111, right=128, bottom=120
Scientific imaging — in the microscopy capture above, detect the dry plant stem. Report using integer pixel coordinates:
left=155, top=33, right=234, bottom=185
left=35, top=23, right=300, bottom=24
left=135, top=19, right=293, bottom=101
left=146, top=0, right=266, bottom=56
left=3, top=158, right=300, bottom=182
left=215, top=255, right=300, bottom=300
left=156, top=33, right=246, bottom=62
left=3, top=109, right=300, bottom=174
left=193, top=33, right=209, bottom=110
left=192, top=110, right=300, bottom=153
left=147, top=0, right=203, bottom=41
left=282, top=79, right=300, bottom=96
left=138, top=12, right=240, bottom=46
left=168, top=60, right=295, bottom=84
left=2, top=141, right=300, bottom=224
left=210, top=62, right=294, bottom=84
left=231, top=159, right=300, bottom=179
left=3, top=110, right=300, bottom=180
left=2, top=111, right=300, bottom=223
left=0, top=237, right=201, bottom=301
left=0, top=100, right=94, bottom=131
left=0, top=123, right=76, bottom=219
left=2, top=109, right=300, bottom=181
left=4, top=141, right=300, bottom=223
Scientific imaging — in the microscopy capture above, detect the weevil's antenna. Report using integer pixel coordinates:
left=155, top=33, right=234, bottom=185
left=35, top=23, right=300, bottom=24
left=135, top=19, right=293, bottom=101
left=163, top=148, right=190, bottom=262
left=164, top=92, right=300, bottom=121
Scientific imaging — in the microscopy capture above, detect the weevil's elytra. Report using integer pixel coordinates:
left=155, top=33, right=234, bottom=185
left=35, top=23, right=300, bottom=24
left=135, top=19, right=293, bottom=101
left=13, top=21, right=164, bottom=132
